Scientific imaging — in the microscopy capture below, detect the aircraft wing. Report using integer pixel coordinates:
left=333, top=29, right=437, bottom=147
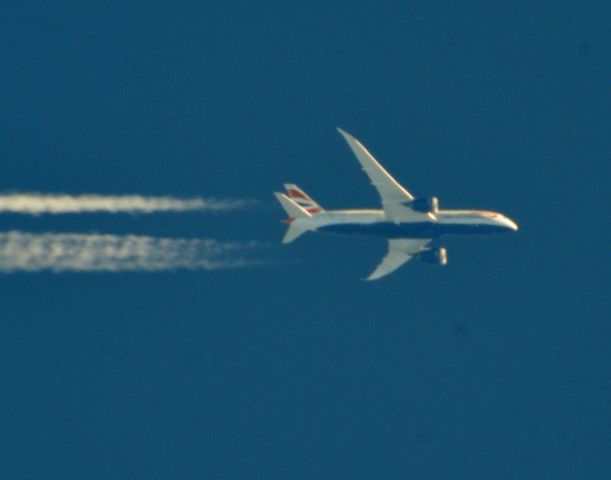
left=337, top=128, right=434, bottom=223
left=367, top=238, right=431, bottom=281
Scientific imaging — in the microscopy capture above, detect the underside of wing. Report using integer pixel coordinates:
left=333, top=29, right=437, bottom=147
left=367, top=238, right=431, bottom=281
left=337, top=128, right=434, bottom=223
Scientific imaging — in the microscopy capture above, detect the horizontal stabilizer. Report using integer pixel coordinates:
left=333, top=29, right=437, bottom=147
left=282, top=223, right=308, bottom=244
left=274, top=192, right=312, bottom=243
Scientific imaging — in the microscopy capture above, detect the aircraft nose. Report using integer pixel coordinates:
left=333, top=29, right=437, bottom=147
left=505, top=218, right=519, bottom=231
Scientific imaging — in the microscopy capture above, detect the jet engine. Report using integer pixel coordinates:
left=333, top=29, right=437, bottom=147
left=418, top=247, right=448, bottom=265
left=410, top=197, right=439, bottom=213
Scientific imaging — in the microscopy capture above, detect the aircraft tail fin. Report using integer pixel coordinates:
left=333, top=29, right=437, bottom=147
left=274, top=192, right=312, bottom=244
left=284, top=184, right=324, bottom=214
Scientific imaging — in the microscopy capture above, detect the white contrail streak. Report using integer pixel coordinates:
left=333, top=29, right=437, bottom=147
left=0, top=194, right=252, bottom=215
left=0, top=231, right=261, bottom=273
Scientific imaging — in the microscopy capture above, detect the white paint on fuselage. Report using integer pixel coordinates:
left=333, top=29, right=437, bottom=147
left=294, top=209, right=518, bottom=234
left=435, top=210, right=519, bottom=230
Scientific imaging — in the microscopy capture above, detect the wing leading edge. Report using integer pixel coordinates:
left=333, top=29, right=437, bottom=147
left=337, top=128, right=434, bottom=223
left=367, top=238, right=431, bottom=281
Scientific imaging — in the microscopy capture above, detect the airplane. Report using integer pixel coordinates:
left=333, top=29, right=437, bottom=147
left=274, top=128, right=518, bottom=280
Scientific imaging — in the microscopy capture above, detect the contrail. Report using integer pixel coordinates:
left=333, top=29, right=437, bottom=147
left=0, top=194, right=253, bottom=215
left=0, top=231, right=262, bottom=273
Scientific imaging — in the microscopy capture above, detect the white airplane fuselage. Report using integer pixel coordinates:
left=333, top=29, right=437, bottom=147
left=291, top=209, right=518, bottom=239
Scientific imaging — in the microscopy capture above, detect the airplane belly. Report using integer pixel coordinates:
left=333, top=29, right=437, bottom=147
left=317, top=221, right=510, bottom=238
left=317, top=223, right=370, bottom=236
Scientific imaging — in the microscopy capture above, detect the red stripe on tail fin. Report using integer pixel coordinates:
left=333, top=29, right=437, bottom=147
left=287, top=189, right=308, bottom=200
left=284, top=184, right=324, bottom=214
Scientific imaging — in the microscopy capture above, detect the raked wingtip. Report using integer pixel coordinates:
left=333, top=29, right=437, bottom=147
left=336, top=126, right=350, bottom=138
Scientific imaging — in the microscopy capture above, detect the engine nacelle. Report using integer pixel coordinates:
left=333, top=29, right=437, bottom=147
left=410, top=196, right=439, bottom=213
left=418, top=247, right=448, bottom=265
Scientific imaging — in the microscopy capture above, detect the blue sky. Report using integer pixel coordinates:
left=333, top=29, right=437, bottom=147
left=1, top=2, right=609, bottom=479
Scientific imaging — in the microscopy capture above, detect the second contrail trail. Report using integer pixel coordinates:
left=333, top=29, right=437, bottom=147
left=0, top=231, right=263, bottom=273
left=0, top=194, right=253, bottom=215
